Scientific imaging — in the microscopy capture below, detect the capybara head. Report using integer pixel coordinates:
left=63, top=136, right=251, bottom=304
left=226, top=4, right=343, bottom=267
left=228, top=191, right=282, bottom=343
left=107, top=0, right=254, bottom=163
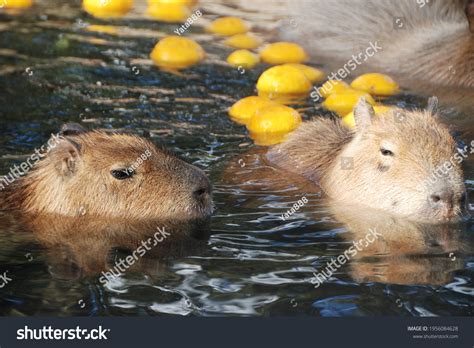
left=324, top=98, right=465, bottom=222
left=16, top=124, right=213, bottom=220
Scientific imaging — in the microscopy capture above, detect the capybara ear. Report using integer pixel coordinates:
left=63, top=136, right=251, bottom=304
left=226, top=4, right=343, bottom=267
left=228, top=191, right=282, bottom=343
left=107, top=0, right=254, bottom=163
left=353, top=97, right=374, bottom=131
left=48, top=137, right=82, bottom=177
left=426, top=96, right=439, bottom=115
left=59, top=123, right=87, bottom=136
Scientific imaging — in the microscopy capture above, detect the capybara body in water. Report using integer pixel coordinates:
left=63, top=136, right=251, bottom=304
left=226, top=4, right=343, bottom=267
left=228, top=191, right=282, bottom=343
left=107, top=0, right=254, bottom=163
left=267, top=98, right=466, bottom=223
left=278, top=0, right=474, bottom=89
left=0, top=124, right=212, bottom=220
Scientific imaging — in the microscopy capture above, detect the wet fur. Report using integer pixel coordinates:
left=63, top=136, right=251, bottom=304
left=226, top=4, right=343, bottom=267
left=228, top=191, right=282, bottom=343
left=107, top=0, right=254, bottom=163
left=281, top=0, right=474, bottom=88
left=267, top=107, right=465, bottom=222
left=267, top=117, right=352, bottom=182
left=0, top=130, right=212, bottom=220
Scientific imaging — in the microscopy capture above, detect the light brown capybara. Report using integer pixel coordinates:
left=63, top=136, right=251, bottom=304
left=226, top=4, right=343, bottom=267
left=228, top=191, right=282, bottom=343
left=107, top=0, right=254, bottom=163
left=219, top=154, right=468, bottom=286
left=0, top=124, right=212, bottom=220
left=267, top=98, right=466, bottom=223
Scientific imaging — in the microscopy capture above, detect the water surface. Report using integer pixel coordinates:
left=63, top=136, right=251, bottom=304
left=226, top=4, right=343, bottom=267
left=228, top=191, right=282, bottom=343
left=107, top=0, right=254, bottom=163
left=0, top=0, right=473, bottom=316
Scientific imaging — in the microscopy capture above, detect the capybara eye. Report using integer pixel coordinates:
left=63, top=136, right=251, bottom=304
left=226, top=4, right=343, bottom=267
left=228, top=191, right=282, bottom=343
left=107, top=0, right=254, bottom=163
left=110, top=169, right=134, bottom=180
left=380, top=148, right=394, bottom=156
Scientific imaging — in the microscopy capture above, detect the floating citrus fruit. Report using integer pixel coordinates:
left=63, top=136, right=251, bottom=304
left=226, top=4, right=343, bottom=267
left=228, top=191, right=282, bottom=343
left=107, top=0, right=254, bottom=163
left=322, top=90, right=376, bottom=116
left=2, top=0, right=34, bottom=8
left=82, top=0, right=133, bottom=18
left=227, top=49, right=260, bottom=69
left=342, top=105, right=392, bottom=128
left=148, top=0, right=196, bottom=5
left=257, top=64, right=312, bottom=103
left=249, top=132, right=289, bottom=146
left=224, top=33, right=261, bottom=49
left=350, top=73, right=400, bottom=96
left=260, top=42, right=308, bottom=65
left=247, top=105, right=302, bottom=134
left=150, top=36, right=204, bottom=69
left=319, top=80, right=350, bottom=98
left=207, top=17, right=249, bottom=36
left=228, top=96, right=276, bottom=125
left=147, top=2, right=191, bottom=22
left=287, top=64, right=325, bottom=83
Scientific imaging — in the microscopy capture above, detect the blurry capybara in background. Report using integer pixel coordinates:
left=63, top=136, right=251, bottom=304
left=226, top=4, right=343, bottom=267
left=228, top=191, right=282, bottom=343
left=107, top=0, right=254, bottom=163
left=279, top=0, right=474, bottom=90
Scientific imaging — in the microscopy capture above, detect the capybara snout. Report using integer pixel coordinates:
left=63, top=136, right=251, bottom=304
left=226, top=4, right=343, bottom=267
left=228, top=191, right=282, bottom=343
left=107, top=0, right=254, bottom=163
left=427, top=180, right=463, bottom=221
left=3, top=124, right=213, bottom=220
left=163, top=157, right=213, bottom=218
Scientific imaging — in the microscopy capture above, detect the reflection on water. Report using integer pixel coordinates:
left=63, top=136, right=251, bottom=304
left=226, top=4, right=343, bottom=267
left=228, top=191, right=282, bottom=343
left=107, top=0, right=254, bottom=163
left=0, top=0, right=473, bottom=317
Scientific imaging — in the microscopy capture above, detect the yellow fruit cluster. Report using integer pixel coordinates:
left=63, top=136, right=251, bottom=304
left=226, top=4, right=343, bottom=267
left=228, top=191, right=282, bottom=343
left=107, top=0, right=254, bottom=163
left=72, top=2, right=401, bottom=143
left=81, top=0, right=199, bottom=21
left=228, top=96, right=302, bottom=146
left=318, top=73, right=400, bottom=128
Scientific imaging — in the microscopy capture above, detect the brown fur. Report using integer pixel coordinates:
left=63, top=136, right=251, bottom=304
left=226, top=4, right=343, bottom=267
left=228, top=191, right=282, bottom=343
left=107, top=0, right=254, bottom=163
left=267, top=118, right=352, bottom=182
left=268, top=100, right=465, bottom=222
left=279, top=0, right=474, bottom=89
left=0, top=127, right=212, bottom=220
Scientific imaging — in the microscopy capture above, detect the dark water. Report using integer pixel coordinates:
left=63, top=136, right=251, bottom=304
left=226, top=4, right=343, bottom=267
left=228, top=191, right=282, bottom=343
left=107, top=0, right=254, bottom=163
left=0, top=0, right=473, bottom=316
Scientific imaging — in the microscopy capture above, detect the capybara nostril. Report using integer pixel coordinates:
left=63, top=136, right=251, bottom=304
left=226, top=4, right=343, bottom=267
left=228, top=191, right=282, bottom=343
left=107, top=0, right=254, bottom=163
left=429, top=189, right=457, bottom=220
left=193, top=187, right=207, bottom=199
left=430, top=189, right=452, bottom=205
left=193, top=178, right=211, bottom=200
left=430, top=194, right=441, bottom=203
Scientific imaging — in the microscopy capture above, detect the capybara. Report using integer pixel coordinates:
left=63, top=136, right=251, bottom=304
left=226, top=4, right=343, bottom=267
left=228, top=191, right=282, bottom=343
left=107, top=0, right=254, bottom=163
left=279, top=0, right=474, bottom=89
left=267, top=98, right=466, bottom=223
left=326, top=202, right=467, bottom=286
left=0, top=124, right=212, bottom=220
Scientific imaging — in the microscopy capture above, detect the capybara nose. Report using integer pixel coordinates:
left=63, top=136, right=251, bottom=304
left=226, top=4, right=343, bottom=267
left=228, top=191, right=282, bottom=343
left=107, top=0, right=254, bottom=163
left=193, top=186, right=208, bottom=199
left=192, top=177, right=211, bottom=200
left=429, top=188, right=455, bottom=219
left=430, top=189, right=452, bottom=205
